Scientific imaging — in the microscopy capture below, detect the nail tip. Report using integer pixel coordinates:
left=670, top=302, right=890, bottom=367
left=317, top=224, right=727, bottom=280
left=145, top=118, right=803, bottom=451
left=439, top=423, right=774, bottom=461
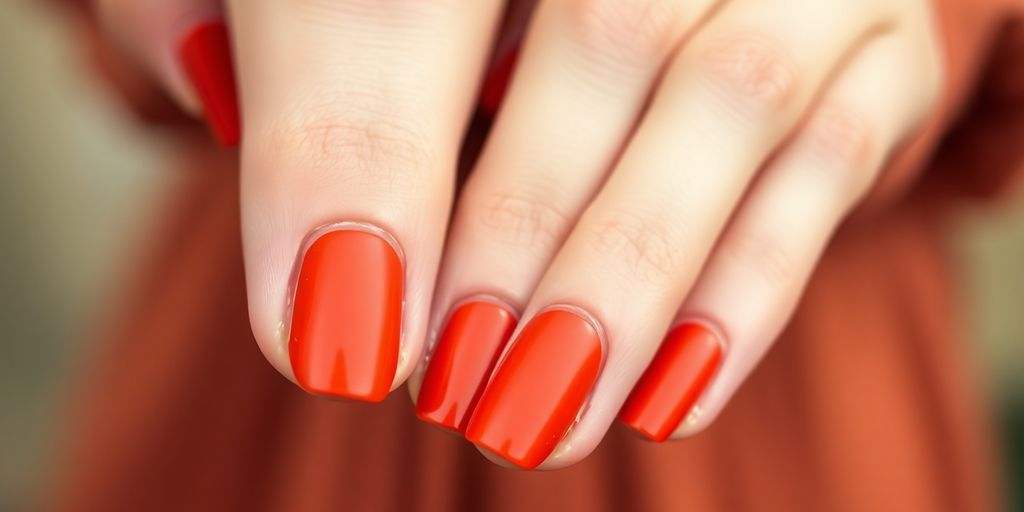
left=211, top=126, right=240, bottom=148
left=295, top=377, right=391, bottom=403
left=464, top=422, right=544, bottom=470
left=415, top=411, right=466, bottom=435
left=506, top=458, right=540, bottom=470
left=307, top=389, right=391, bottom=403
left=623, top=421, right=671, bottom=442
left=415, top=402, right=469, bottom=434
left=468, top=438, right=540, bottom=470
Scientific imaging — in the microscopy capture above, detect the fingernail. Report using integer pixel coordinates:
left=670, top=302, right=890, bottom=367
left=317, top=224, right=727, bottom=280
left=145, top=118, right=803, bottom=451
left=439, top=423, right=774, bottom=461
left=464, top=307, right=603, bottom=469
left=478, top=48, right=518, bottom=116
left=178, top=20, right=240, bottom=147
left=288, top=227, right=403, bottom=402
left=619, top=323, right=723, bottom=442
left=416, top=300, right=517, bottom=433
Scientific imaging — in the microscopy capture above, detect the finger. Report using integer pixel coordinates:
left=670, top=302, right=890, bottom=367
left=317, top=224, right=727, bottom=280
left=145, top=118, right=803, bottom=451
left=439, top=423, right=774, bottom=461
left=412, top=0, right=722, bottom=432
left=96, top=0, right=240, bottom=146
left=229, top=0, right=504, bottom=401
left=620, top=31, right=941, bottom=441
left=463, top=0, right=887, bottom=469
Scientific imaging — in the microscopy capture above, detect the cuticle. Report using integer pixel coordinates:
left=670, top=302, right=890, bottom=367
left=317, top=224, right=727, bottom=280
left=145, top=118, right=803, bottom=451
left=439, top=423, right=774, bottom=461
left=671, top=313, right=731, bottom=355
left=450, top=293, right=521, bottom=321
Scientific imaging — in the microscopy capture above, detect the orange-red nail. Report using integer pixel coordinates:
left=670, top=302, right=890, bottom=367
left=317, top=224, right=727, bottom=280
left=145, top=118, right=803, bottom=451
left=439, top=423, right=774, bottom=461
left=288, top=228, right=403, bottom=402
left=619, top=323, right=722, bottom=442
left=178, top=20, right=240, bottom=147
left=465, top=308, right=603, bottom=469
left=416, top=301, right=517, bottom=433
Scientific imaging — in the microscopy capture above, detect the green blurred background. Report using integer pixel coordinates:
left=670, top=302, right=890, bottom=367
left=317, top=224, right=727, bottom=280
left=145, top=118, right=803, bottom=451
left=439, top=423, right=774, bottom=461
left=0, top=1, right=1021, bottom=510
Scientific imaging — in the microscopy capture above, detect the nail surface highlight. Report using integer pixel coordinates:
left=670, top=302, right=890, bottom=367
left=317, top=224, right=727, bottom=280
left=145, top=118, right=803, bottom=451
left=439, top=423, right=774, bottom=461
left=179, top=20, right=240, bottom=147
left=289, top=228, right=403, bottom=402
left=619, top=323, right=722, bottom=442
left=416, top=301, right=517, bottom=433
left=465, top=308, right=603, bottom=469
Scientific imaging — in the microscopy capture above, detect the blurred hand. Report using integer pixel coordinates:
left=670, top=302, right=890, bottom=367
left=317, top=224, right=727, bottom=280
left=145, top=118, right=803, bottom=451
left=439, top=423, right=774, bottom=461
left=95, top=0, right=943, bottom=471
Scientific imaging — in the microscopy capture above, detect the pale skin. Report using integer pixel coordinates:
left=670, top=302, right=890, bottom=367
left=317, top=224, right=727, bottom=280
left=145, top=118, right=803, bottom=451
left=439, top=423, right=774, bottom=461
left=97, top=0, right=943, bottom=469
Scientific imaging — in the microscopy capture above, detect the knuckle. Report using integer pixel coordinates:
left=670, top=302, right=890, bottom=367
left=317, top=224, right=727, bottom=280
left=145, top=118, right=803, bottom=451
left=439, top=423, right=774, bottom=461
left=696, top=32, right=798, bottom=114
left=719, top=231, right=795, bottom=289
left=796, top=102, right=888, bottom=200
left=258, top=100, right=436, bottom=192
left=567, top=0, right=685, bottom=68
left=588, top=211, right=686, bottom=284
left=802, top=103, right=876, bottom=173
left=471, top=185, right=571, bottom=257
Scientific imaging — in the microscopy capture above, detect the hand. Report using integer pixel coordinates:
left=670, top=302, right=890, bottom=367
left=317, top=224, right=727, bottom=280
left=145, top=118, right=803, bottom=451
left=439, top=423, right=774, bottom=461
left=95, top=0, right=508, bottom=402
left=95, top=0, right=944, bottom=472
left=408, top=0, right=943, bottom=470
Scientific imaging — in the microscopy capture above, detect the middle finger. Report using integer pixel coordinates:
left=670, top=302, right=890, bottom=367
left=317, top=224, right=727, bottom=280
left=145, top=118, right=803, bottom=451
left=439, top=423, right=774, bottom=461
left=413, top=0, right=720, bottom=433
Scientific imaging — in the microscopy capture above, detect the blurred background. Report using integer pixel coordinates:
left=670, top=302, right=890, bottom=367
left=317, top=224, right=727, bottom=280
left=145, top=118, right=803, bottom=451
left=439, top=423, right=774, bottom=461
left=0, top=1, right=1022, bottom=510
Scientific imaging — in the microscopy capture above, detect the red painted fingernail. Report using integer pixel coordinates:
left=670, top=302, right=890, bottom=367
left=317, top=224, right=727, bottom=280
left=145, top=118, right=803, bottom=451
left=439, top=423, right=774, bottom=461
left=465, top=308, right=603, bottom=469
left=288, top=228, right=403, bottom=402
left=619, top=323, right=722, bottom=442
left=416, top=301, right=517, bottom=433
left=478, top=48, right=518, bottom=116
left=178, top=20, right=240, bottom=147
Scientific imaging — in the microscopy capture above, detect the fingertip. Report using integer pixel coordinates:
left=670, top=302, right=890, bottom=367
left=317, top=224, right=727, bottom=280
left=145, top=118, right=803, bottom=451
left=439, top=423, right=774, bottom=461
left=619, top=417, right=672, bottom=442
left=249, top=315, right=297, bottom=385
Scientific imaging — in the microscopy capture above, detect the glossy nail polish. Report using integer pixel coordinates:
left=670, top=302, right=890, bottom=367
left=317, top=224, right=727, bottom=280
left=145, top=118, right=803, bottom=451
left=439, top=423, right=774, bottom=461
left=288, top=228, right=403, bottom=402
left=619, top=323, right=722, bottom=442
left=416, top=301, right=517, bottom=433
left=178, top=20, right=240, bottom=147
left=464, top=308, right=603, bottom=469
